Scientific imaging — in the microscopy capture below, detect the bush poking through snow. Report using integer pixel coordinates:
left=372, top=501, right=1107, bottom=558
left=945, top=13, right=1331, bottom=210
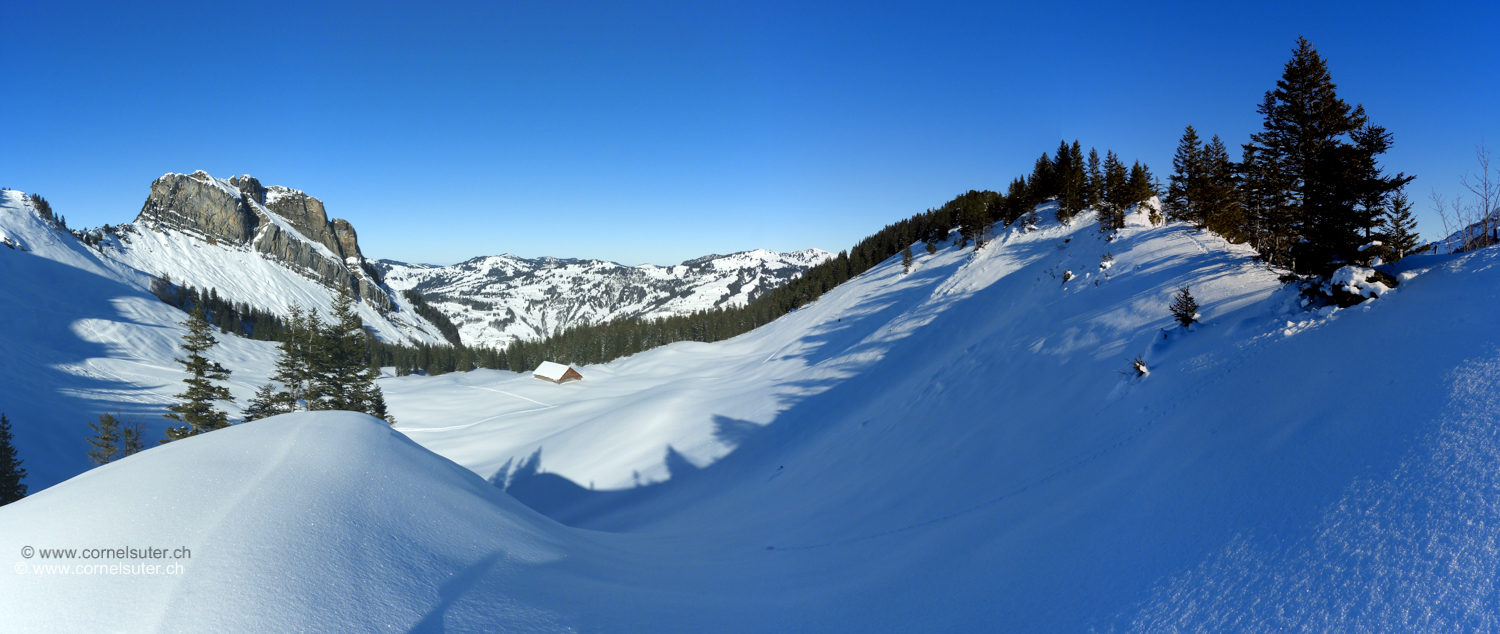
left=1170, top=285, right=1200, bottom=327
left=1322, top=265, right=1399, bottom=308
left=1132, top=355, right=1149, bottom=377
left=1063, top=270, right=1074, bottom=283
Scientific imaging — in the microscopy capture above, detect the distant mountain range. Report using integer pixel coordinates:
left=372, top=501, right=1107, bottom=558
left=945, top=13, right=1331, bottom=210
left=375, top=248, right=831, bottom=349
left=32, top=170, right=829, bottom=348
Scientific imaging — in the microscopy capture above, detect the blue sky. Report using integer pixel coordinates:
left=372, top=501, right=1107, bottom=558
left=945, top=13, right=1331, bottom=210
left=4, top=1, right=1497, bottom=265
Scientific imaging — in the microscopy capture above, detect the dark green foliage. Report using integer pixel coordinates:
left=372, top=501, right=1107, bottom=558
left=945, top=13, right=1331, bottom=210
left=1057, top=141, right=1088, bottom=223
left=1004, top=177, right=1035, bottom=226
left=1100, top=151, right=1130, bottom=230
left=1170, top=286, right=1200, bottom=327
left=924, top=240, right=937, bottom=255
left=271, top=304, right=317, bottom=411
left=1199, top=136, right=1245, bottom=241
left=242, top=384, right=289, bottom=422
left=1127, top=161, right=1156, bottom=209
left=121, top=418, right=145, bottom=459
left=902, top=245, right=914, bottom=273
left=1166, top=125, right=1204, bottom=226
left=1031, top=152, right=1058, bottom=201
left=310, top=285, right=392, bottom=423
left=0, top=413, right=27, bottom=505
left=955, top=190, right=1000, bottom=249
left=1085, top=148, right=1103, bottom=210
left=163, top=307, right=235, bottom=442
left=1243, top=36, right=1409, bottom=275
left=1381, top=189, right=1420, bottom=262
left=402, top=289, right=463, bottom=346
left=150, top=275, right=289, bottom=341
left=87, top=413, right=121, bottom=465
left=86, top=412, right=145, bottom=464
left=31, top=194, right=55, bottom=225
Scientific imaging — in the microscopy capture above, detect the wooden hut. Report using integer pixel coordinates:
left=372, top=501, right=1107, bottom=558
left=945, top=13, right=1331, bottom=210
left=533, top=361, right=583, bottom=384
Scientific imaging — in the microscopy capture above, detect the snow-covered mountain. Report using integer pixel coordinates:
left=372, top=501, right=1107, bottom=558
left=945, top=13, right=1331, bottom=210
left=59, top=172, right=453, bottom=346
left=376, top=248, right=832, bottom=348
left=7, top=198, right=1500, bottom=631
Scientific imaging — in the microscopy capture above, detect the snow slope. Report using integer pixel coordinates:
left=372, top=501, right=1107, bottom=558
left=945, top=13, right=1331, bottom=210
left=378, top=248, right=832, bottom=348
left=5, top=200, right=1500, bottom=631
left=0, top=191, right=286, bottom=487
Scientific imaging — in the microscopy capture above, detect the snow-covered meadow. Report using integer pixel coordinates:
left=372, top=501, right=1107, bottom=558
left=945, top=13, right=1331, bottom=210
left=4, top=190, right=1500, bottom=631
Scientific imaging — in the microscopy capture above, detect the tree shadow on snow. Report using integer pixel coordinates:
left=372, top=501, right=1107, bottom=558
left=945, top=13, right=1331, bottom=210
left=0, top=243, right=182, bottom=488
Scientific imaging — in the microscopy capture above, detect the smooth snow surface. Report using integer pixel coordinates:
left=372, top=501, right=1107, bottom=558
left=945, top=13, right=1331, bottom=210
left=6, top=199, right=1500, bottom=631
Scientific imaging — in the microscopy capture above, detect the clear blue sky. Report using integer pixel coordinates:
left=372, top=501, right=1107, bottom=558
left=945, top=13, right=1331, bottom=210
left=4, top=1, right=1497, bottom=266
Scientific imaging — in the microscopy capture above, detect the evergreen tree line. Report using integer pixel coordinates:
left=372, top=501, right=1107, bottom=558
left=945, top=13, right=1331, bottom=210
left=1006, top=140, right=1160, bottom=232
left=1162, top=37, right=1419, bottom=273
left=401, top=289, right=463, bottom=346
left=0, top=412, right=26, bottom=507
left=241, top=287, right=393, bottom=424
left=28, top=193, right=67, bottom=230
left=151, top=274, right=291, bottom=342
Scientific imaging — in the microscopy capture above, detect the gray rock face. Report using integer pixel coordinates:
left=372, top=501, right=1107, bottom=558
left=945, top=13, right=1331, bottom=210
left=138, top=171, right=259, bottom=244
left=135, top=171, right=392, bottom=312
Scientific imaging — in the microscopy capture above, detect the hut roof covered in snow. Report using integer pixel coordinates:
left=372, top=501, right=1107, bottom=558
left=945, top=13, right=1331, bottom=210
left=533, top=361, right=583, bottom=383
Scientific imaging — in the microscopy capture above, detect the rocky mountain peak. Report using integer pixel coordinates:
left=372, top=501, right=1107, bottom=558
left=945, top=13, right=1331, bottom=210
left=134, top=171, right=390, bottom=311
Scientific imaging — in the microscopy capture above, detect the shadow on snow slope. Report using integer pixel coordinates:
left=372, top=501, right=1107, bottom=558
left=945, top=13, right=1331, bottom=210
left=0, top=222, right=182, bottom=487
left=490, top=211, right=1500, bottom=630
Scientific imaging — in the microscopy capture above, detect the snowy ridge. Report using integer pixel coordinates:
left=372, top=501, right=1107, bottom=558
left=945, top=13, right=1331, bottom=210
left=377, top=247, right=832, bottom=348
left=0, top=188, right=448, bottom=487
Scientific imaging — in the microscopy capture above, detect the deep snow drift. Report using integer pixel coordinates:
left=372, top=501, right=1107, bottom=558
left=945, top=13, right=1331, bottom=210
left=5, top=200, right=1500, bottom=631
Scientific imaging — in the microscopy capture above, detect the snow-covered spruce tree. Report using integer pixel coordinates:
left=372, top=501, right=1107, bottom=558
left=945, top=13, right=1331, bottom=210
left=902, top=244, right=914, bottom=273
left=312, top=285, right=393, bottom=423
left=1171, top=285, right=1200, bottom=328
left=162, top=307, right=235, bottom=442
left=0, top=413, right=27, bottom=505
left=86, top=412, right=121, bottom=465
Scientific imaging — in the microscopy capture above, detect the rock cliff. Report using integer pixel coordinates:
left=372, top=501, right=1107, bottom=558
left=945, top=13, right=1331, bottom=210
left=135, top=171, right=391, bottom=311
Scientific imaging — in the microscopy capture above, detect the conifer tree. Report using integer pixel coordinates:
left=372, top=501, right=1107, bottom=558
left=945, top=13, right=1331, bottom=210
left=0, top=413, right=27, bottom=505
left=1085, top=148, right=1103, bottom=210
left=1127, top=161, right=1156, bottom=210
left=1031, top=152, right=1058, bottom=201
left=1381, top=189, right=1420, bottom=262
left=1200, top=135, right=1245, bottom=240
left=242, top=384, right=288, bottom=422
left=902, top=244, right=914, bottom=273
left=1170, top=286, right=1200, bottom=328
left=87, top=412, right=122, bottom=465
left=1166, top=125, right=1204, bottom=227
left=924, top=240, right=937, bottom=255
left=1101, top=150, right=1129, bottom=229
left=1058, top=141, right=1087, bottom=223
left=271, top=304, right=317, bottom=411
left=314, top=285, right=394, bottom=422
left=1243, top=36, right=1406, bottom=275
left=162, top=307, right=235, bottom=442
left=120, top=418, right=145, bottom=458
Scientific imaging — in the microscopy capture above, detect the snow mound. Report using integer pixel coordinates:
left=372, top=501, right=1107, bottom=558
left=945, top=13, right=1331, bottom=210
left=0, top=412, right=573, bottom=632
